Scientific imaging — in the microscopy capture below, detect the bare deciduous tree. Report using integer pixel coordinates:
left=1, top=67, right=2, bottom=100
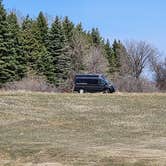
left=125, top=40, right=157, bottom=79
left=150, top=56, right=166, bottom=91
left=112, top=40, right=159, bottom=92
left=84, top=46, right=108, bottom=74
left=114, top=75, right=157, bottom=92
left=70, top=30, right=88, bottom=73
left=62, top=30, right=89, bottom=91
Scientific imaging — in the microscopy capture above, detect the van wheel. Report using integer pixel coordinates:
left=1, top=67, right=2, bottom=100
left=110, top=86, right=115, bottom=93
left=79, top=89, right=84, bottom=93
left=104, top=89, right=110, bottom=93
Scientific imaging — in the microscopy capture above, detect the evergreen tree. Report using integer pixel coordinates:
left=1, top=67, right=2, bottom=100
left=112, top=40, right=123, bottom=71
left=62, top=17, right=86, bottom=73
left=62, top=16, right=74, bottom=42
left=0, top=0, right=10, bottom=85
left=21, top=15, right=41, bottom=68
left=108, top=40, right=121, bottom=73
left=105, top=39, right=114, bottom=73
left=35, top=12, right=49, bottom=76
left=43, top=16, right=71, bottom=85
left=7, top=12, right=27, bottom=80
left=91, top=28, right=102, bottom=46
left=75, top=22, right=83, bottom=32
left=104, top=39, right=122, bottom=74
left=36, top=11, right=48, bottom=45
left=0, top=1, right=25, bottom=86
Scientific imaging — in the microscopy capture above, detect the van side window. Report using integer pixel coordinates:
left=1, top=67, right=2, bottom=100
left=75, top=79, right=86, bottom=84
left=87, top=79, right=98, bottom=84
left=76, top=79, right=98, bottom=84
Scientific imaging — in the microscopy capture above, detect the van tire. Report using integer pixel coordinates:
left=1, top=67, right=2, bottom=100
left=103, top=89, right=110, bottom=93
left=110, top=86, right=115, bottom=93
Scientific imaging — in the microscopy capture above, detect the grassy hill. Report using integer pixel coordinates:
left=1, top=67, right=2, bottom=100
left=0, top=92, right=166, bottom=166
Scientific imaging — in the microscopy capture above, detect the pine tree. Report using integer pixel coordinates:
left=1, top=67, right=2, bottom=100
left=43, top=16, right=71, bottom=85
left=0, top=0, right=10, bottom=85
left=21, top=15, right=41, bottom=69
left=105, top=39, right=113, bottom=73
left=7, top=12, right=27, bottom=80
left=36, top=11, right=48, bottom=45
left=0, top=1, right=24, bottom=86
left=113, top=40, right=130, bottom=76
left=35, top=12, right=49, bottom=76
left=106, top=39, right=127, bottom=75
left=75, top=22, right=83, bottom=32
left=62, top=16, right=74, bottom=43
left=104, top=39, right=121, bottom=74
left=112, top=40, right=122, bottom=72
left=91, top=28, right=102, bottom=46
left=62, top=17, right=86, bottom=73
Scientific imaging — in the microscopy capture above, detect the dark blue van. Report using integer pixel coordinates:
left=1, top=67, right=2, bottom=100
left=73, top=74, right=115, bottom=93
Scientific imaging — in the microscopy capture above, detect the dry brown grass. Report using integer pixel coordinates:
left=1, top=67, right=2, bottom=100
left=0, top=92, right=166, bottom=165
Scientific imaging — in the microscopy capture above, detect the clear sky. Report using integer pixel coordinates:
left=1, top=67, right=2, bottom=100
left=3, top=0, right=166, bottom=55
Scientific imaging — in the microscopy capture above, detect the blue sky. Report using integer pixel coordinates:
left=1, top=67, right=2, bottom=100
left=3, top=0, right=166, bottom=55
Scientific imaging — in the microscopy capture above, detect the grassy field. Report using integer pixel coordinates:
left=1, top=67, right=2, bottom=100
left=0, top=92, right=166, bottom=166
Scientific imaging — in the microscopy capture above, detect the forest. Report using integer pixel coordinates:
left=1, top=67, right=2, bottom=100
left=0, top=0, right=165, bottom=92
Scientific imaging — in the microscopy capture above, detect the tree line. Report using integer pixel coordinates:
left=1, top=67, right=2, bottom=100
left=0, top=0, right=165, bottom=92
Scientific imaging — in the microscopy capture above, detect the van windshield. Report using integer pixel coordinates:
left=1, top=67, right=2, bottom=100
left=101, top=76, right=110, bottom=84
left=105, top=79, right=110, bottom=84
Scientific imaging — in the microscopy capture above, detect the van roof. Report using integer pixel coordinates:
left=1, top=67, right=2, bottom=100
left=75, top=74, right=103, bottom=78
